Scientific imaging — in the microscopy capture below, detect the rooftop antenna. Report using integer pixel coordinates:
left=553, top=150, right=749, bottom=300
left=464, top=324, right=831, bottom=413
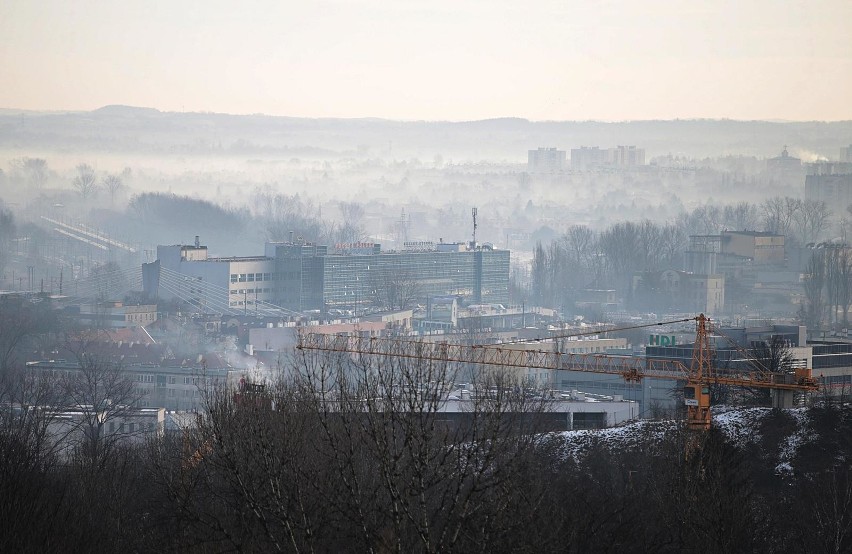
left=397, top=208, right=409, bottom=246
left=471, top=207, right=478, bottom=248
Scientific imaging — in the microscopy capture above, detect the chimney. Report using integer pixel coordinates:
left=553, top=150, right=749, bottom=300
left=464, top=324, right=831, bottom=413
left=195, top=235, right=200, bottom=248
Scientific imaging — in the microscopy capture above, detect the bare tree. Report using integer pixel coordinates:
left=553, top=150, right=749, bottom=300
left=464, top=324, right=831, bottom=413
left=252, top=186, right=326, bottom=243
left=60, top=352, right=146, bottom=473
left=690, top=204, right=723, bottom=235
left=807, top=466, right=852, bottom=554
left=801, top=250, right=827, bottom=329
left=102, top=174, right=124, bottom=205
left=722, top=201, right=759, bottom=231
left=598, top=221, right=640, bottom=287
left=762, top=196, right=801, bottom=239
left=337, top=201, right=368, bottom=243
left=742, top=335, right=795, bottom=405
left=72, top=163, right=98, bottom=200
left=795, top=199, right=832, bottom=245
left=148, top=342, right=554, bottom=552
left=10, top=157, right=49, bottom=189
left=659, top=223, right=687, bottom=267
left=564, top=225, right=595, bottom=268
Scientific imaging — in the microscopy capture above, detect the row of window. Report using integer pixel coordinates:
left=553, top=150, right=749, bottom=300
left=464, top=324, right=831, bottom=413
left=135, top=375, right=223, bottom=386
left=107, top=421, right=157, bottom=434
left=127, top=313, right=156, bottom=322
left=230, top=288, right=273, bottom=295
left=230, top=273, right=273, bottom=283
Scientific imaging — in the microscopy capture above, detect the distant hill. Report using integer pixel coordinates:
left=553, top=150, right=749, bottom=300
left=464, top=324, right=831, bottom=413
left=0, top=106, right=849, bottom=160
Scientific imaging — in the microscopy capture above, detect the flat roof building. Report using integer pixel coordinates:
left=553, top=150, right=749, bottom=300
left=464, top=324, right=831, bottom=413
left=528, top=147, right=566, bottom=173
left=151, top=238, right=510, bottom=316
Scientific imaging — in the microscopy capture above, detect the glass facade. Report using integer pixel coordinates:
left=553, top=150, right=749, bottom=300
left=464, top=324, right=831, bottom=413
left=273, top=245, right=509, bottom=311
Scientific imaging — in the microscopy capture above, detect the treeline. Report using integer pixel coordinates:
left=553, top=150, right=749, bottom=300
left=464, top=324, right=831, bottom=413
left=2, top=343, right=852, bottom=552
left=801, top=247, right=852, bottom=330
left=529, top=198, right=833, bottom=311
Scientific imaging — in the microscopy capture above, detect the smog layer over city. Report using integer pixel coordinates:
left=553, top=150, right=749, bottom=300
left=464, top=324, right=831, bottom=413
left=1, top=1, right=851, bottom=552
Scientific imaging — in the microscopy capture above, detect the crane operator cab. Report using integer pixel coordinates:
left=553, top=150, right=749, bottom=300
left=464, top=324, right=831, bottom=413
left=683, top=384, right=709, bottom=407
left=683, top=383, right=712, bottom=430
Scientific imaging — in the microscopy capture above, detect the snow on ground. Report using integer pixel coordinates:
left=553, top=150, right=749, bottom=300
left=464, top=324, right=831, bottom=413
left=712, top=406, right=769, bottom=446
left=554, top=406, right=812, bottom=470
left=774, top=408, right=809, bottom=476
left=554, top=419, right=677, bottom=462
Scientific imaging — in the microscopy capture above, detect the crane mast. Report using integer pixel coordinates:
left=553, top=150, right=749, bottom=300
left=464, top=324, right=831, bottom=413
left=296, top=314, right=819, bottom=430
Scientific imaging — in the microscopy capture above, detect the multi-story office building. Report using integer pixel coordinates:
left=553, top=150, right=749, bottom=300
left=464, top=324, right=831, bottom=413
left=268, top=241, right=510, bottom=312
left=151, top=239, right=510, bottom=314
left=156, top=241, right=277, bottom=311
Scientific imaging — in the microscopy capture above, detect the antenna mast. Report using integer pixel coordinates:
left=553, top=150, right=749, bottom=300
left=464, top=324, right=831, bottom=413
left=471, top=207, right=478, bottom=248
left=396, top=208, right=409, bottom=246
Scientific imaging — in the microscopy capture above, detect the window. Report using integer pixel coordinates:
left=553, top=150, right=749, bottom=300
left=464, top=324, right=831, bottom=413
left=263, top=273, right=271, bottom=281
left=248, top=273, right=254, bottom=282
left=255, top=273, right=263, bottom=281
left=230, top=274, right=238, bottom=283
left=129, top=423, right=135, bottom=433
left=238, top=274, right=246, bottom=282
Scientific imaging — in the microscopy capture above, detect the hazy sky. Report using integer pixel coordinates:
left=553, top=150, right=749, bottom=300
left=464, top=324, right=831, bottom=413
left=1, top=0, right=850, bottom=121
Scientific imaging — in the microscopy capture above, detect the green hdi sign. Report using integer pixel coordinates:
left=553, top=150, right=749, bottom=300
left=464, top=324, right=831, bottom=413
left=649, top=335, right=676, bottom=346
